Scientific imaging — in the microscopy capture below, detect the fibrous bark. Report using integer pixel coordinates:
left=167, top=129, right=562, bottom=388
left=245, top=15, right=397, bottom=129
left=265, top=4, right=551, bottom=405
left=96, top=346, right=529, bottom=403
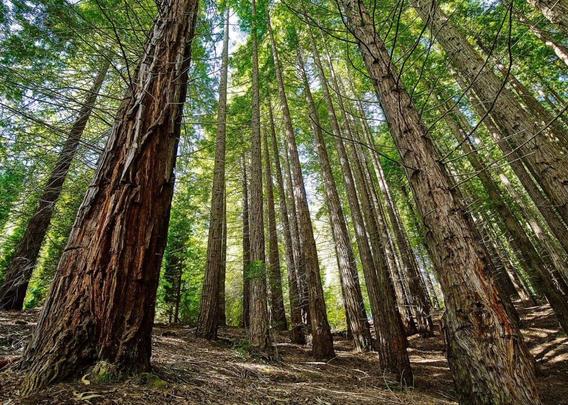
left=339, top=0, right=540, bottom=402
left=20, top=0, right=199, bottom=393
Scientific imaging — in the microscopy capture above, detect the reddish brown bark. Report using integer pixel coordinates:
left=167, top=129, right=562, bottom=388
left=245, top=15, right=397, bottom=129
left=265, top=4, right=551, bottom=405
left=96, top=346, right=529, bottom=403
left=241, top=157, right=251, bottom=328
left=19, top=0, right=199, bottom=393
left=340, top=0, right=540, bottom=402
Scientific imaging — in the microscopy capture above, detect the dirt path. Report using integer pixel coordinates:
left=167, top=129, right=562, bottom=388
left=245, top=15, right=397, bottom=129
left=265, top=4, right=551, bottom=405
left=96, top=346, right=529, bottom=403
left=1, top=303, right=566, bottom=404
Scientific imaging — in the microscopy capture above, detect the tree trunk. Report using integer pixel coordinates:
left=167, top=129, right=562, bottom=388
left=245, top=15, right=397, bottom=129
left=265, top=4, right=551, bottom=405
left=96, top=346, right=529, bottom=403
left=306, top=36, right=410, bottom=374
left=0, top=59, right=110, bottom=310
left=412, top=0, right=568, bottom=226
left=267, top=99, right=305, bottom=344
left=340, top=0, right=540, bottom=402
left=354, top=96, right=434, bottom=336
left=297, top=47, right=372, bottom=352
left=19, top=0, right=199, bottom=393
left=520, top=19, right=568, bottom=66
left=263, top=121, right=288, bottom=331
left=218, top=189, right=227, bottom=326
left=241, top=157, right=251, bottom=328
left=270, top=22, right=334, bottom=359
left=247, top=0, right=271, bottom=352
left=527, top=0, right=568, bottom=36
left=196, top=10, right=229, bottom=339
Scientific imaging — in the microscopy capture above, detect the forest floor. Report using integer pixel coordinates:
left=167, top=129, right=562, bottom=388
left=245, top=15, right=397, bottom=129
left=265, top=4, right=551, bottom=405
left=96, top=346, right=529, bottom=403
left=1, top=302, right=567, bottom=404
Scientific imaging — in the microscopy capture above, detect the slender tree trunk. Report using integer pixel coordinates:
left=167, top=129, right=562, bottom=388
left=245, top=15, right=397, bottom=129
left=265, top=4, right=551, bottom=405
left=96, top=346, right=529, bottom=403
left=263, top=123, right=288, bottom=331
left=0, top=59, right=110, bottom=310
left=218, top=189, right=227, bottom=326
left=413, top=0, right=568, bottom=226
left=196, top=10, right=229, bottom=339
left=306, top=36, right=410, bottom=375
left=527, top=0, right=568, bottom=36
left=354, top=97, right=434, bottom=336
left=270, top=22, right=334, bottom=359
left=518, top=18, right=568, bottom=66
left=267, top=99, right=306, bottom=344
left=340, top=0, right=540, bottom=402
left=297, top=48, right=372, bottom=352
left=19, top=0, right=199, bottom=393
left=241, top=157, right=251, bottom=328
left=248, top=0, right=271, bottom=351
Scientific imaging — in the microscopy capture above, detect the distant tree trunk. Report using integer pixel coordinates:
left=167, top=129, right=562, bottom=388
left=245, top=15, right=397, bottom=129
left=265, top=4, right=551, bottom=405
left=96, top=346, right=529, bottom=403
left=0, top=59, right=110, bottom=311
left=267, top=99, right=305, bottom=344
left=439, top=100, right=568, bottom=313
left=340, top=0, right=540, bottom=402
left=263, top=123, right=288, bottom=331
left=412, top=0, right=568, bottom=225
left=270, top=22, right=333, bottom=359
left=461, top=83, right=568, bottom=260
left=248, top=0, right=271, bottom=351
left=517, top=17, right=568, bottom=66
left=527, top=0, right=568, bottom=36
left=297, top=48, right=372, bottom=352
left=218, top=189, right=227, bottom=326
left=353, top=96, right=434, bottom=336
left=196, top=10, right=229, bottom=339
left=306, top=37, right=410, bottom=373
left=19, top=0, right=199, bottom=393
left=241, top=157, right=251, bottom=328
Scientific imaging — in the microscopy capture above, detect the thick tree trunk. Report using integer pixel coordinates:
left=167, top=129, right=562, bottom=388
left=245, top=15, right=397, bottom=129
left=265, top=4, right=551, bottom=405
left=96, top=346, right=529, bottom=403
left=196, top=11, right=229, bottom=339
left=0, top=59, right=110, bottom=310
left=413, top=0, right=568, bottom=225
left=297, top=47, right=372, bottom=352
left=241, top=158, right=251, bottom=328
left=267, top=99, right=305, bottom=344
left=19, top=0, right=199, bottom=393
left=248, top=0, right=271, bottom=351
left=263, top=123, right=288, bottom=331
left=340, top=0, right=540, bottom=402
left=527, top=0, right=568, bottom=36
left=270, top=23, right=334, bottom=359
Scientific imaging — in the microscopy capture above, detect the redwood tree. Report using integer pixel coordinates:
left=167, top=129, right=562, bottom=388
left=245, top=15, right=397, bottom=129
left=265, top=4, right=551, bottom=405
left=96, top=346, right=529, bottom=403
left=19, top=0, right=199, bottom=393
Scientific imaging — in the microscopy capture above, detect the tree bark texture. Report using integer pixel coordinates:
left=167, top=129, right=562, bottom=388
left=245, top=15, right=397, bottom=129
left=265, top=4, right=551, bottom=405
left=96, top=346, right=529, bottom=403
left=20, top=0, right=199, bottom=393
left=241, top=157, right=251, bottom=328
left=340, top=0, right=540, bottom=402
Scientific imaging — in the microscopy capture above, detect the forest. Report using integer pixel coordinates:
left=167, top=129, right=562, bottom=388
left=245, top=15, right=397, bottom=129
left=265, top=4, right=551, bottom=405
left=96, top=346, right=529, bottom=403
left=0, top=0, right=566, bottom=402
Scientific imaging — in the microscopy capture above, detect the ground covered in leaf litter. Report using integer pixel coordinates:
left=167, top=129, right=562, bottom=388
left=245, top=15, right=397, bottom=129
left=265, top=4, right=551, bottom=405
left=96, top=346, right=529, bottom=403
left=1, top=302, right=567, bottom=404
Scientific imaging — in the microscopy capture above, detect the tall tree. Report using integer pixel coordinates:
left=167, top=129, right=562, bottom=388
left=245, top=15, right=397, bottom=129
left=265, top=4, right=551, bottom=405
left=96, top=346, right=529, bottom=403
left=527, top=0, right=568, bottom=35
left=262, top=122, right=288, bottom=331
left=19, top=0, right=199, bottom=393
left=247, top=0, right=272, bottom=351
left=411, top=0, right=568, bottom=226
left=196, top=10, right=230, bottom=339
left=337, top=0, right=540, bottom=402
left=267, top=99, right=306, bottom=343
left=297, top=46, right=372, bottom=352
left=269, top=19, right=334, bottom=359
left=0, top=58, right=110, bottom=310
left=241, top=157, right=251, bottom=328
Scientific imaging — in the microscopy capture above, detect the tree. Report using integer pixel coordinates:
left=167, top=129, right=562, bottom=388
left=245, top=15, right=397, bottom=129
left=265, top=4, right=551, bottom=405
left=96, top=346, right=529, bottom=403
left=196, top=9, right=230, bottom=340
left=247, top=0, right=272, bottom=351
left=19, top=0, right=199, bottom=393
left=337, top=0, right=540, bottom=402
left=0, top=58, right=109, bottom=310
